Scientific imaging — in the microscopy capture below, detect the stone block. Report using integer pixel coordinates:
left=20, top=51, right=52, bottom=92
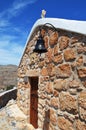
left=54, top=79, right=68, bottom=91
left=26, top=69, right=40, bottom=76
left=82, top=81, right=86, bottom=88
left=46, top=48, right=53, bottom=63
left=53, top=54, right=63, bottom=64
left=59, top=36, right=69, bottom=50
left=69, top=89, right=77, bottom=95
left=69, top=80, right=80, bottom=88
left=56, top=64, right=71, bottom=78
left=39, top=61, right=45, bottom=68
left=78, top=68, right=86, bottom=78
left=25, top=47, right=31, bottom=54
left=50, top=97, right=59, bottom=108
left=50, top=66, right=57, bottom=77
left=44, top=36, right=49, bottom=49
left=76, top=56, right=83, bottom=66
left=53, top=90, right=59, bottom=97
left=64, top=48, right=76, bottom=61
left=41, top=29, right=46, bottom=37
left=50, top=108, right=57, bottom=125
left=59, top=92, right=78, bottom=114
left=29, top=53, right=38, bottom=65
left=41, top=67, right=48, bottom=76
left=49, top=32, right=58, bottom=46
left=75, top=119, right=86, bottom=130
left=57, top=116, right=74, bottom=130
left=39, top=99, right=45, bottom=108
left=45, top=82, right=53, bottom=94
left=53, top=45, right=59, bottom=55
left=79, top=107, right=86, bottom=121
left=78, top=91, right=86, bottom=109
left=46, top=63, right=54, bottom=76
left=77, top=44, right=86, bottom=54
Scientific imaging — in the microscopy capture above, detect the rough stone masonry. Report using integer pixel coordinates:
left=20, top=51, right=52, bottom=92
left=17, top=25, right=86, bottom=130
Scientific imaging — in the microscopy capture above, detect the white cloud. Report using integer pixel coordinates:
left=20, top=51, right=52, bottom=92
left=0, top=20, right=10, bottom=27
left=0, top=33, right=25, bottom=65
left=13, top=0, right=38, bottom=7
left=0, top=0, right=38, bottom=65
left=0, top=0, right=37, bottom=29
left=10, top=0, right=38, bottom=17
left=0, top=0, right=38, bottom=20
left=0, top=43, right=24, bottom=65
left=0, top=35, right=16, bottom=41
left=13, top=0, right=33, bottom=10
left=0, top=49, right=20, bottom=65
left=11, top=43, right=24, bottom=55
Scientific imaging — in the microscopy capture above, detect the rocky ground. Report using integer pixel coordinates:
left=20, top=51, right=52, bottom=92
left=0, top=99, right=37, bottom=130
left=0, top=65, right=17, bottom=92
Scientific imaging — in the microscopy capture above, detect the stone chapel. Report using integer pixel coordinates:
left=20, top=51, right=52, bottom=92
left=17, top=17, right=86, bottom=130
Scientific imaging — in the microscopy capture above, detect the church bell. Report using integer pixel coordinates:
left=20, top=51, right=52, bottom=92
left=33, top=36, right=47, bottom=53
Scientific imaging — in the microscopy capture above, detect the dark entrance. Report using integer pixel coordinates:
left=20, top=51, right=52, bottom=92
left=30, top=77, right=38, bottom=128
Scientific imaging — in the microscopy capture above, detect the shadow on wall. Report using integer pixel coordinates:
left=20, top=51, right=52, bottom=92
left=0, top=88, right=17, bottom=109
left=43, top=109, right=50, bottom=130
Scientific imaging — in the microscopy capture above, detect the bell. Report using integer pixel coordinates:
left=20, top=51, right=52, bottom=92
left=33, top=36, right=47, bottom=53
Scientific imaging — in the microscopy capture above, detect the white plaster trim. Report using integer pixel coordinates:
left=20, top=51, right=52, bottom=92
left=32, top=18, right=86, bottom=35
left=0, top=87, right=17, bottom=96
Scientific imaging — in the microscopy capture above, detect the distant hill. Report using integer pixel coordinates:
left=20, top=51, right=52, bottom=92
left=0, top=65, right=17, bottom=92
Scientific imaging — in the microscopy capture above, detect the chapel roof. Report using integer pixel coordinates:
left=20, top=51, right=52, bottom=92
left=25, top=18, right=86, bottom=50
left=19, top=18, right=86, bottom=65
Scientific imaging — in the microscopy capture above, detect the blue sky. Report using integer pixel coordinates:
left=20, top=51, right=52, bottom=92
left=0, top=0, right=86, bottom=65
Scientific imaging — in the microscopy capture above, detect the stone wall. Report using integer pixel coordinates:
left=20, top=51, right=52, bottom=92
left=0, top=88, right=17, bottom=108
left=17, top=26, right=86, bottom=130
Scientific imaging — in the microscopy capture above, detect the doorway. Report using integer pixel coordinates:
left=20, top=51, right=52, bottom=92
left=30, top=77, right=38, bottom=128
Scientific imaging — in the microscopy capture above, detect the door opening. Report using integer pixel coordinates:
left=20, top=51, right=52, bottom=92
left=30, top=77, right=38, bottom=128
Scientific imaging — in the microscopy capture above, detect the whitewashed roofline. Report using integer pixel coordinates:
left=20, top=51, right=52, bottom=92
left=19, top=18, right=86, bottom=66
left=33, top=18, right=86, bottom=35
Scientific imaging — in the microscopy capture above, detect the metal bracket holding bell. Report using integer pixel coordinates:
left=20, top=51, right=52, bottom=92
left=33, top=23, right=57, bottom=54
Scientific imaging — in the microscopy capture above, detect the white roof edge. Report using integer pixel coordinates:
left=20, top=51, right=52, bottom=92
left=26, top=18, right=86, bottom=48
left=33, top=18, right=86, bottom=35
left=19, top=18, right=86, bottom=66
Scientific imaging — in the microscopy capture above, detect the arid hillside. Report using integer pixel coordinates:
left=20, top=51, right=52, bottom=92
left=0, top=65, right=17, bottom=92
